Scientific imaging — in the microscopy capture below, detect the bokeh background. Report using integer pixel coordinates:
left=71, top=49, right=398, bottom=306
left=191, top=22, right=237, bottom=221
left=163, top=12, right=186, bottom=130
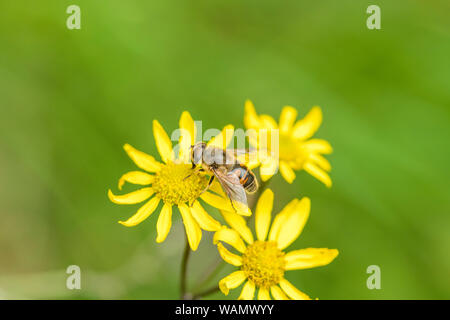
left=0, top=0, right=449, bottom=299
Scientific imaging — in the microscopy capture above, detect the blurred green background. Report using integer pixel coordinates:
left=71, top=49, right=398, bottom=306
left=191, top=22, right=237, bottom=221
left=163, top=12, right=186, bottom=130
left=0, top=0, right=449, bottom=299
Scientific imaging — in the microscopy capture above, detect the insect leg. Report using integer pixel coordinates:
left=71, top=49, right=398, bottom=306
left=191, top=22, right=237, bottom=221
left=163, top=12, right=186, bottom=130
left=207, top=175, right=215, bottom=186
left=229, top=198, right=237, bottom=212
left=184, top=166, right=205, bottom=181
left=199, top=175, right=214, bottom=195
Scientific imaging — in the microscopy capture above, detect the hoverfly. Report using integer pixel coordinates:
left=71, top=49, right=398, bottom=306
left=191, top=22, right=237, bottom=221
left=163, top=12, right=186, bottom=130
left=189, top=142, right=258, bottom=212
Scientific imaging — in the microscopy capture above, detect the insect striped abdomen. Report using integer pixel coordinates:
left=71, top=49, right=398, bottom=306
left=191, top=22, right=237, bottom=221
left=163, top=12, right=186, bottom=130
left=231, top=165, right=258, bottom=194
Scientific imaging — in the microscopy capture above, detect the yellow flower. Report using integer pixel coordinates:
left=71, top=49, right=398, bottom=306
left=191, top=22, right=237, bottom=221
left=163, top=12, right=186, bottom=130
left=214, top=189, right=338, bottom=300
left=108, top=111, right=244, bottom=251
left=244, top=100, right=333, bottom=187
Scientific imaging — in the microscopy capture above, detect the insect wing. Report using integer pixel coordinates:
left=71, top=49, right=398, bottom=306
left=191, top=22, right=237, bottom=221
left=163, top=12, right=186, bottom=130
left=203, top=146, right=227, bottom=165
left=212, top=168, right=250, bottom=215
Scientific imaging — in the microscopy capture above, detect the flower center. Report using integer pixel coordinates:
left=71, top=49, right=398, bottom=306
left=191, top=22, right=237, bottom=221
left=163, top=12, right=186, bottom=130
left=152, top=162, right=208, bottom=205
left=241, top=241, right=285, bottom=288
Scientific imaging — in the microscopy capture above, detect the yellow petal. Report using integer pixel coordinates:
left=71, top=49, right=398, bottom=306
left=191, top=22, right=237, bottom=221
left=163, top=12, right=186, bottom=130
left=268, top=199, right=298, bottom=242
left=201, top=192, right=251, bottom=216
left=118, top=171, right=154, bottom=190
left=247, top=157, right=260, bottom=170
left=276, top=197, right=311, bottom=250
left=292, top=106, right=322, bottom=140
left=257, top=288, right=271, bottom=300
left=220, top=210, right=254, bottom=245
left=285, top=248, right=339, bottom=270
left=238, top=281, right=255, bottom=300
left=219, top=271, right=247, bottom=296
left=270, top=285, right=289, bottom=300
left=243, top=99, right=260, bottom=129
left=217, top=243, right=242, bottom=266
left=259, top=115, right=278, bottom=129
left=279, top=161, right=296, bottom=184
left=255, top=188, right=274, bottom=241
left=123, top=144, right=161, bottom=172
left=230, top=200, right=252, bottom=217
left=207, top=125, right=234, bottom=150
left=304, top=162, right=332, bottom=188
left=259, top=157, right=277, bottom=182
left=178, top=111, right=196, bottom=163
left=302, top=139, right=333, bottom=154
left=213, top=227, right=247, bottom=253
left=153, top=119, right=174, bottom=163
left=108, top=187, right=153, bottom=205
left=308, top=153, right=331, bottom=172
left=279, top=106, right=297, bottom=134
left=246, top=127, right=260, bottom=148
left=118, top=197, right=160, bottom=227
left=237, top=152, right=260, bottom=170
left=279, top=278, right=311, bottom=300
left=179, top=111, right=196, bottom=144
left=190, top=201, right=221, bottom=232
left=179, top=204, right=202, bottom=251
left=156, top=203, right=172, bottom=243
left=200, top=191, right=232, bottom=210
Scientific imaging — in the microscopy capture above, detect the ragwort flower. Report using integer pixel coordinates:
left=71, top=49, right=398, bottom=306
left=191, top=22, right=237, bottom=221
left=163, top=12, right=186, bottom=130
left=214, top=189, right=338, bottom=299
left=244, top=100, right=333, bottom=187
left=108, top=111, right=244, bottom=251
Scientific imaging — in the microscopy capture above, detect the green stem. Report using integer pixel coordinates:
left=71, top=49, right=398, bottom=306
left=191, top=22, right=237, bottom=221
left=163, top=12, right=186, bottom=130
left=192, top=285, right=220, bottom=300
left=194, top=257, right=226, bottom=292
left=180, top=235, right=191, bottom=299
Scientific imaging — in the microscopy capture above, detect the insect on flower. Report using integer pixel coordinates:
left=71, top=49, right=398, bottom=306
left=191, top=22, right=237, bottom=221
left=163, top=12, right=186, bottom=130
left=107, top=111, right=249, bottom=251
left=189, top=142, right=258, bottom=213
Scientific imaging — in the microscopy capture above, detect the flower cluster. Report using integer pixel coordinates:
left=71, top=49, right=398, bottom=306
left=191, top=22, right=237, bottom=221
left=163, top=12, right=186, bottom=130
left=216, top=189, right=337, bottom=299
left=108, top=101, right=338, bottom=299
left=244, top=100, right=333, bottom=186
